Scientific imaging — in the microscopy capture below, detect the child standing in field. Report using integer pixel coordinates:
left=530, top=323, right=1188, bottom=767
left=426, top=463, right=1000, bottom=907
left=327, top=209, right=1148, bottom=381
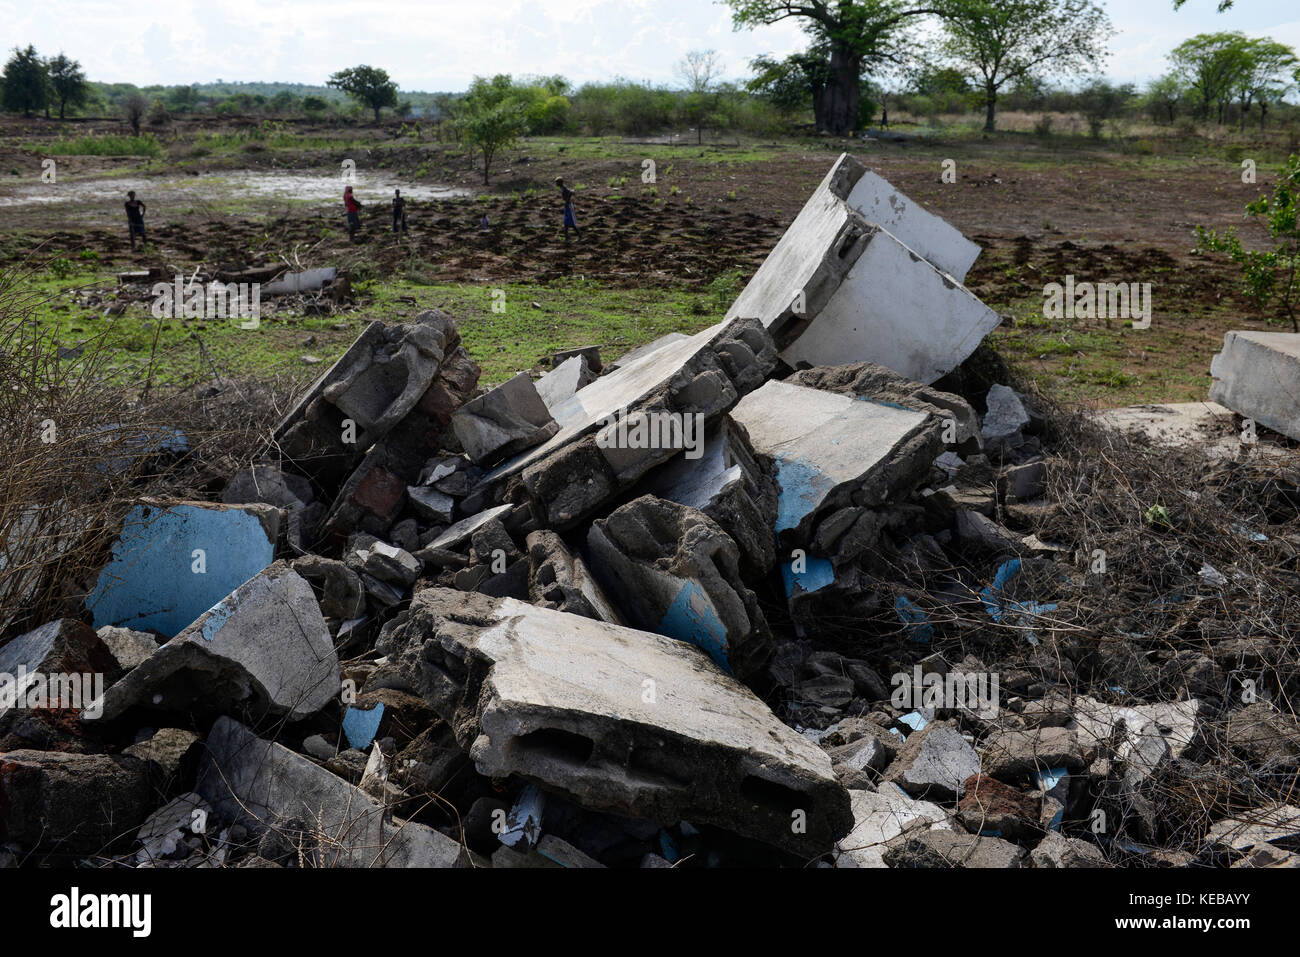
left=555, top=177, right=580, bottom=242
left=344, top=185, right=362, bottom=241
left=124, top=190, right=147, bottom=250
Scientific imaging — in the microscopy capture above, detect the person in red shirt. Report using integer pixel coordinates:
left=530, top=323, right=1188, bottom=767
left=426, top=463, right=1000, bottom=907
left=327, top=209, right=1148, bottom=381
left=344, top=186, right=362, bottom=241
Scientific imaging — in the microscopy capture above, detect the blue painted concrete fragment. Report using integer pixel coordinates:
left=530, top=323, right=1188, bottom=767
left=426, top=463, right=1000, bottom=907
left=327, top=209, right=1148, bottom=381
left=658, top=580, right=731, bottom=673
left=773, top=458, right=837, bottom=533
left=342, top=702, right=386, bottom=750
left=199, top=600, right=232, bottom=641
left=781, top=557, right=835, bottom=597
left=87, top=503, right=275, bottom=637
left=501, top=784, right=546, bottom=849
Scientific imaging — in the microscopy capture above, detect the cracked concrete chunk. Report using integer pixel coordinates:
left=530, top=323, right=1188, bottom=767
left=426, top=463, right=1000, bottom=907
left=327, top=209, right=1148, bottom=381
left=883, top=827, right=1026, bottom=868
left=835, top=785, right=951, bottom=868
left=587, top=496, right=771, bottom=680
left=196, top=716, right=467, bottom=867
left=453, top=372, right=559, bottom=466
left=883, top=720, right=981, bottom=800
left=86, top=500, right=281, bottom=638
left=92, top=561, right=339, bottom=722
left=1030, top=830, right=1109, bottom=868
left=980, top=726, right=1089, bottom=779
left=1210, top=331, right=1300, bottom=441
left=536, top=355, right=598, bottom=412
left=373, top=588, right=851, bottom=854
left=730, top=379, right=941, bottom=554
left=525, top=530, right=625, bottom=624
left=490, top=317, right=777, bottom=528
left=724, top=158, right=997, bottom=384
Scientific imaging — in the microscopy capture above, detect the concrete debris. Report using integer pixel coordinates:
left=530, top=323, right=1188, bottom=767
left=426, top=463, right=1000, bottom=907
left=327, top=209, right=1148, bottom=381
left=453, top=372, right=560, bottom=466
left=1209, top=331, right=1300, bottom=441
left=725, top=155, right=998, bottom=383
left=587, top=495, right=772, bottom=679
left=882, top=720, right=981, bottom=801
left=196, top=716, right=467, bottom=867
left=92, top=561, right=339, bottom=722
left=1203, top=804, right=1300, bottom=856
left=1094, top=402, right=1240, bottom=457
left=883, top=827, right=1026, bottom=868
left=370, top=588, right=851, bottom=854
left=981, top=384, right=1030, bottom=454
left=524, top=530, right=625, bottom=624
left=730, top=379, right=942, bottom=559
left=492, top=317, right=778, bottom=528
left=96, top=625, right=160, bottom=671
left=608, top=333, right=691, bottom=370
left=535, top=355, right=598, bottom=412
left=834, top=785, right=951, bottom=868
left=86, top=500, right=281, bottom=638
left=1029, top=831, right=1109, bottom=868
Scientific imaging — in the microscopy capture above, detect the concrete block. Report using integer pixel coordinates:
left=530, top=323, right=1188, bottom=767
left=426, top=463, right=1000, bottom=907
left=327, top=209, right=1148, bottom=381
left=729, top=379, right=941, bottom=553
left=452, top=372, right=559, bottom=466
left=883, top=827, right=1026, bottom=868
left=92, top=561, right=339, bottom=722
left=883, top=720, right=981, bottom=801
left=371, top=588, right=851, bottom=854
left=835, top=784, right=950, bottom=868
left=724, top=161, right=997, bottom=384
left=587, top=496, right=771, bottom=680
left=86, top=500, right=281, bottom=638
left=609, top=333, right=691, bottom=370
left=1210, top=331, right=1300, bottom=440
left=525, top=530, right=625, bottom=624
left=1030, top=830, right=1109, bottom=868
left=486, top=318, right=777, bottom=528
left=96, top=626, right=159, bottom=671
left=1094, top=402, right=1239, bottom=456
left=536, top=355, right=598, bottom=412
left=982, top=384, right=1030, bottom=453
left=196, top=716, right=467, bottom=867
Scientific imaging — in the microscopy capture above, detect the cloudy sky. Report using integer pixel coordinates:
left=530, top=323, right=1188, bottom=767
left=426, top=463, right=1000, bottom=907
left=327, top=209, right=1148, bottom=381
left=3, top=0, right=1299, bottom=91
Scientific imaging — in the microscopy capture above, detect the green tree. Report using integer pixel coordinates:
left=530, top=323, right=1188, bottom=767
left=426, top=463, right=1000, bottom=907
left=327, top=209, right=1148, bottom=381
left=326, top=65, right=398, bottom=122
left=460, top=75, right=529, bottom=184
left=1196, top=155, right=1300, bottom=332
left=747, top=49, right=834, bottom=116
left=1233, top=38, right=1297, bottom=131
left=1144, top=73, right=1183, bottom=123
left=938, top=0, right=1112, bottom=132
left=45, top=53, right=87, bottom=119
left=1169, top=32, right=1252, bottom=124
left=725, top=1, right=945, bottom=135
left=121, top=91, right=148, bottom=134
left=2, top=45, right=49, bottom=117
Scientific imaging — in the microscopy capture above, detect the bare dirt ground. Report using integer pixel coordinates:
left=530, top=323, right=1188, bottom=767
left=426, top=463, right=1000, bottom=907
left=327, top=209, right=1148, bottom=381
left=0, top=115, right=1286, bottom=405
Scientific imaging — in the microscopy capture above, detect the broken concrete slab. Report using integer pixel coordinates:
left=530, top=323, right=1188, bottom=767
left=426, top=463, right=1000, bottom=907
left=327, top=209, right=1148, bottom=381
left=834, top=784, right=951, bottom=868
left=96, top=625, right=159, bottom=671
left=1204, top=804, right=1300, bottom=855
left=196, top=716, right=467, bottom=867
left=724, top=160, right=998, bottom=383
left=1225, top=702, right=1300, bottom=771
left=982, top=384, right=1030, bottom=454
left=453, top=372, right=560, bottom=466
left=290, top=554, right=365, bottom=620
left=1210, top=331, right=1300, bottom=441
left=980, top=726, right=1089, bottom=780
left=136, top=792, right=210, bottom=865
left=587, top=496, right=771, bottom=680
left=92, top=561, right=339, bottom=722
left=957, top=773, right=1041, bottom=840
left=1071, top=697, right=1201, bottom=791
left=637, top=417, right=780, bottom=578
left=487, top=317, right=778, bottom=528
left=371, top=588, right=851, bottom=854
left=788, top=362, right=982, bottom=451
left=1094, top=402, right=1240, bottom=456
left=729, top=379, right=941, bottom=554
left=814, top=153, right=980, bottom=281
left=418, top=504, right=515, bottom=555
left=0, top=749, right=154, bottom=854
left=0, top=619, right=117, bottom=750
left=86, top=500, right=281, bottom=638
left=535, top=355, right=598, bottom=413
left=608, top=333, right=692, bottom=371
left=525, top=530, right=625, bottom=624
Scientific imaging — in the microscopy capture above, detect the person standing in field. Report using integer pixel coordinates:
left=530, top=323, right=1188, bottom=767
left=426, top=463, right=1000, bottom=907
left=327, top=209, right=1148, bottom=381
left=344, top=185, right=362, bottom=241
left=124, top=190, right=147, bottom=250
left=555, top=177, right=580, bottom=242
left=392, top=188, right=408, bottom=235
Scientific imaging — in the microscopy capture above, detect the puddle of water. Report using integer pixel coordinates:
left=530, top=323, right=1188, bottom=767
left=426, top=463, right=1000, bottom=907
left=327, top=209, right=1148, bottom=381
left=0, top=170, right=470, bottom=210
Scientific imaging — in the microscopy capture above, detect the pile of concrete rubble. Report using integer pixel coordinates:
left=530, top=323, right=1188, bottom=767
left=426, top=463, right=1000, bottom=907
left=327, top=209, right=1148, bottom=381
left=3, top=155, right=1298, bottom=869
